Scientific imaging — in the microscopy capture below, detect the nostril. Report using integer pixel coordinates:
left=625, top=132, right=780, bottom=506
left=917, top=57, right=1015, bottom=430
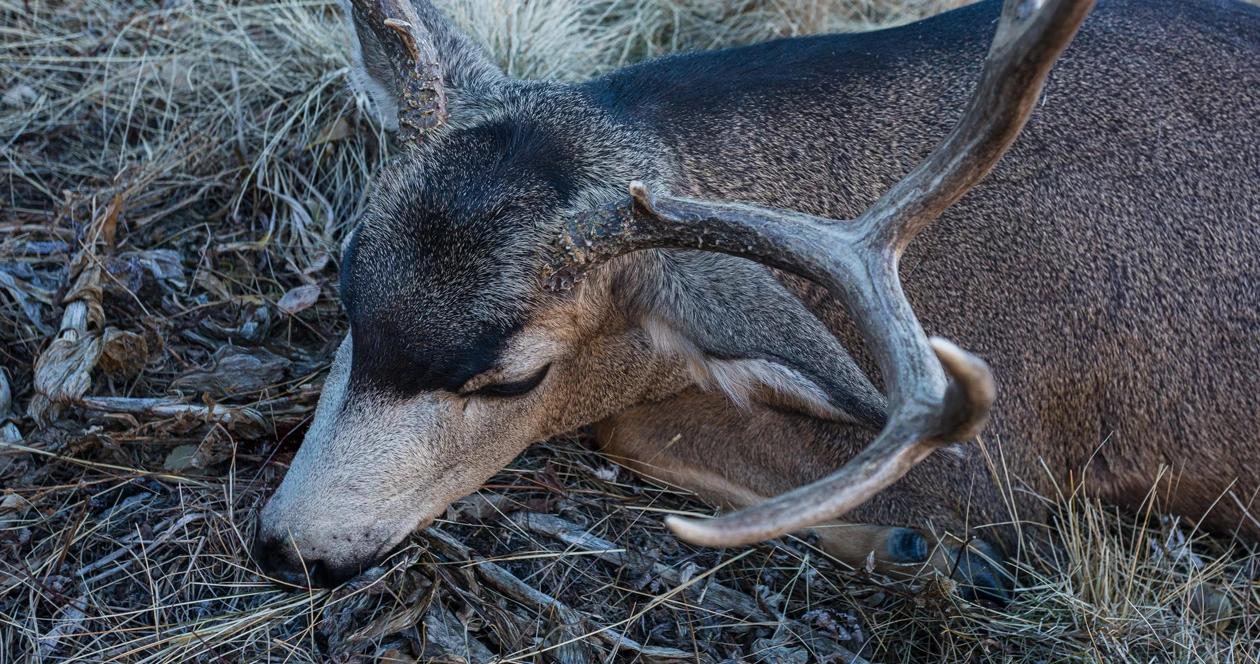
left=305, top=560, right=335, bottom=588
left=252, top=535, right=282, bottom=575
left=275, top=560, right=318, bottom=588
left=252, top=535, right=309, bottom=588
left=251, top=535, right=350, bottom=589
left=277, top=558, right=352, bottom=589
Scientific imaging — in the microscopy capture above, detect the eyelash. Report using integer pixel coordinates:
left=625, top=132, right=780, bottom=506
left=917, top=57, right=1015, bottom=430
left=470, top=364, right=551, bottom=398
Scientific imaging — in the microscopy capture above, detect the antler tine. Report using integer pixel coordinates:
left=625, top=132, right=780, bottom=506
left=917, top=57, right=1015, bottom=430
left=350, top=0, right=448, bottom=142
left=549, top=0, right=1094, bottom=547
left=667, top=340, right=995, bottom=547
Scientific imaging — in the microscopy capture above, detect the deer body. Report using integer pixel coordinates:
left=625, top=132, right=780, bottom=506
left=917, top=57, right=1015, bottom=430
left=256, top=0, right=1260, bottom=590
left=594, top=0, right=1260, bottom=539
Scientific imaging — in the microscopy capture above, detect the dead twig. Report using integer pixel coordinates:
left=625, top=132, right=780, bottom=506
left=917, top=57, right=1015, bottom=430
left=427, top=528, right=698, bottom=662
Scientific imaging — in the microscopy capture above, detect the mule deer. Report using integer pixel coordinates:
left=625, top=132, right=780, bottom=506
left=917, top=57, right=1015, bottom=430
left=255, top=0, right=1260, bottom=598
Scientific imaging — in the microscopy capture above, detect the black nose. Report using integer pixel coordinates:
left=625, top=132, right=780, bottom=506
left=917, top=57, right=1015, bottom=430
left=252, top=535, right=352, bottom=589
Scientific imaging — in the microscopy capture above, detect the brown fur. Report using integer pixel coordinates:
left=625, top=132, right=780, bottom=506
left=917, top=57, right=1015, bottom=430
left=590, top=0, right=1260, bottom=546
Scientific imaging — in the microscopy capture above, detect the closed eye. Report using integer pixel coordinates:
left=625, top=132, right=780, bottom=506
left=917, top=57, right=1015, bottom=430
left=467, top=363, right=551, bottom=398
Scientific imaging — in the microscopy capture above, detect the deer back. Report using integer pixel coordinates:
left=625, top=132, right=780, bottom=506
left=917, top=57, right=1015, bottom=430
left=585, top=0, right=1260, bottom=533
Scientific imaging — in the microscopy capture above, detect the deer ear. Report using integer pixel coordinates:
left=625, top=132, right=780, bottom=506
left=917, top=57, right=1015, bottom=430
left=617, top=251, right=888, bottom=428
left=340, top=0, right=505, bottom=132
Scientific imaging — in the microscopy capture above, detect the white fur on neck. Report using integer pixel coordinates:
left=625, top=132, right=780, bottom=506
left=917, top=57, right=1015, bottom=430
left=644, top=316, right=848, bottom=421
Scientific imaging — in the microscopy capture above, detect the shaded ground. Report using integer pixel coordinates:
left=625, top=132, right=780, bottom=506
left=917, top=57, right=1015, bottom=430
left=1, top=0, right=1257, bottom=661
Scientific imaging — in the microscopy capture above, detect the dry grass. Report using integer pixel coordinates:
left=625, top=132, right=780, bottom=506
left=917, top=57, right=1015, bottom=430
left=1, top=0, right=1257, bottom=661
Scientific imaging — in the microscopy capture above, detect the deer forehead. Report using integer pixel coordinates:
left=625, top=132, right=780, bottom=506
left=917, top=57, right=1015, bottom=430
left=335, top=126, right=593, bottom=393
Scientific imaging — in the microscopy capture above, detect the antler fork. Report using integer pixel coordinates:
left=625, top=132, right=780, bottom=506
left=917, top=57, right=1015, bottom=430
left=548, top=0, right=1095, bottom=547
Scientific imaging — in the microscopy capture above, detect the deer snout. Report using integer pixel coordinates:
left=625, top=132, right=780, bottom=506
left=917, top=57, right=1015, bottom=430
left=253, top=490, right=403, bottom=589
left=252, top=532, right=360, bottom=588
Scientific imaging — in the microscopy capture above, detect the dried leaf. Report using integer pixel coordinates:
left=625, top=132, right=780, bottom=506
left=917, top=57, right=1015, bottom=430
left=194, top=426, right=234, bottom=467
left=0, top=266, right=55, bottom=334
left=309, top=116, right=352, bottom=147
left=277, top=283, right=321, bottom=315
left=122, top=249, right=185, bottom=289
left=98, top=194, right=124, bottom=251
left=102, top=256, right=146, bottom=298
left=0, top=493, right=32, bottom=526
left=158, top=426, right=234, bottom=472
left=195, top=271, right=232, bottom=301
left=418, top=603, right=495, bottom=664
left=19, top=240, right=70, bottom=255
left=98, top=328, right=149, bottom=379
left=445, top=494, right=517, bottom=523
left=1187, top=582, right=1236, bottom=631
left=198, top=304, right=272, bottom=344
left=170, top=346, right=290, bottom=397
left=302, top=251, right=331, bottom=276
left=0, top=265, right=54, bottom=304
left=162, top=444, right=200, bottom=472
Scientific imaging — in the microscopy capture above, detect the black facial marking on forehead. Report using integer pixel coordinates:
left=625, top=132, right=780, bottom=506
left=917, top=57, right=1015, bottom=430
left=349, top=312, right=521, bottom=394
left=341, top=118, right=580, bottom=395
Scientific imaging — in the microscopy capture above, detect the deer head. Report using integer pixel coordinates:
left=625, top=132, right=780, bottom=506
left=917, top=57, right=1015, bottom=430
left=255, top=0, right=1092, bottom=587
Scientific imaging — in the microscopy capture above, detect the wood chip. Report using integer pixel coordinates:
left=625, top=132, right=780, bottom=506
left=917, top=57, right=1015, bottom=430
left=277, top=283, right=321, bottom=314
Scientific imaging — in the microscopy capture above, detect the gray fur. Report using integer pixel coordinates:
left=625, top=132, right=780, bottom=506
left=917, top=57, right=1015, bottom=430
left=616, top=250, right=887, bottom=426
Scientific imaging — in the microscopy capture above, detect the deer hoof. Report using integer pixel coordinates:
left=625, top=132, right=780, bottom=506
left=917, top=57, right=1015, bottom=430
left=885, top=528, right=930, bottom=563
left=948, top=539, right=1012, bottom=606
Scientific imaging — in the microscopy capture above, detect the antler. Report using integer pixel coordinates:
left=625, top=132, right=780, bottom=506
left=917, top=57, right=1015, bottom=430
left=547, top=0, right=1094, bottom=547
left=349, top=0, right=448, bottom=142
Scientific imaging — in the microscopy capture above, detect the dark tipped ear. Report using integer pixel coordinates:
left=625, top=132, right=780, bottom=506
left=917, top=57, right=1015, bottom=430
left=617, top=251, right=887, bottom=428
left=340, top=0, right=505, bottom=132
